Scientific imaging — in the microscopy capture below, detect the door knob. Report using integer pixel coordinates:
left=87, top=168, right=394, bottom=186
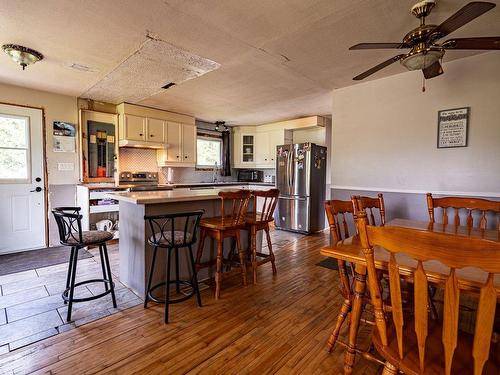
left=30, top=187, right=42, bottom=192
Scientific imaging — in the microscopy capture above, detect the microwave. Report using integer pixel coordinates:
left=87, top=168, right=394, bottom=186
left=238, top=169, right=263, bottom=182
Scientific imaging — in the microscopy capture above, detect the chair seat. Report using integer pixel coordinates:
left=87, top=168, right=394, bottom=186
left=245, top=212, right=274, bottom=225
left=149, top=231, right=192, bottom=246
left=200, top=216, right=246, bottom=230
left=373, top=320, right=499, bottom=375
left=66, top=230, right=114, bottom=245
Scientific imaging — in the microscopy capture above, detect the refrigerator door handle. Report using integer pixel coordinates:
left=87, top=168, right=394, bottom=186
left=279, top=196, right=307, bottom=201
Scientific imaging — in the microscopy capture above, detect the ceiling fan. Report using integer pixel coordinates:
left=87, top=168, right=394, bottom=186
left=350, top=1, right=500, bottom=81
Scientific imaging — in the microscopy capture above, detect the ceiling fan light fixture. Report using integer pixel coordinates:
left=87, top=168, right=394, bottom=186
left=400, top=48, right=444, bottom=71
left=2, top=44, right=43, bottom=70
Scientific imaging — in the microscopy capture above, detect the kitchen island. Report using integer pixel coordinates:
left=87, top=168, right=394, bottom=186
left=107, top=188, right=262, bottom=297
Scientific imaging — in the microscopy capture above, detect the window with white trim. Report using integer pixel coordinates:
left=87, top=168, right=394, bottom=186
left=196, top=135, right=222, bottom=168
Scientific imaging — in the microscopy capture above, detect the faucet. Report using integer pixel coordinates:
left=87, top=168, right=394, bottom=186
left=212, top=162, right=218, bottom=183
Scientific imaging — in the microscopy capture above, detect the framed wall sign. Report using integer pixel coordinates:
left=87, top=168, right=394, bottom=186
left=437, top=107, right=469, bottom=148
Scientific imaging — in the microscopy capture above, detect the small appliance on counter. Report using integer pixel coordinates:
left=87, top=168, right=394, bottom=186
left=237, top=169, right=264, bottom=183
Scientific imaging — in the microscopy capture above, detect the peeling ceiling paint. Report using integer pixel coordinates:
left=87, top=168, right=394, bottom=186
left=82, top=35, right=220, bottom=103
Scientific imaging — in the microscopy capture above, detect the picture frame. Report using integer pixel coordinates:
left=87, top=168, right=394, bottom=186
left=437, top=107, right=469, bottom=149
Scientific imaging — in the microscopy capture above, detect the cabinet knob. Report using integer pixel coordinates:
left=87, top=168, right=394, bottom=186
left=150, top=134, right=154, bottom=137
left=176, top=155, right=179, bottom=158
left=184, top=155, right=188, bottom=159
left=139, top=133, right=143, bottom=136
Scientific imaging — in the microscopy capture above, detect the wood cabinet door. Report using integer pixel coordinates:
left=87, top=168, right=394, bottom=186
left=124, top=114, right=145, bottom=141
left=166, top=122, right=182, bottom=162
left=255, top=132, right=270, bottom=165
left=182, top=124, right=196, bottom=164
left=268, top=130, right=284, bottom=166
left=147, top=118, right=165, bottom=143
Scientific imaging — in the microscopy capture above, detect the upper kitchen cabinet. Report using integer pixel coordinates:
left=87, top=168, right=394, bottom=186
left=157, top=122, right=196, bottom=167
left=232, top=127, right=256, bottom=168
left=146, top=117, right=165, bottom=143
left=79, top=110, right=118, bottom=183
left=116, top=103, right=194, bottom=150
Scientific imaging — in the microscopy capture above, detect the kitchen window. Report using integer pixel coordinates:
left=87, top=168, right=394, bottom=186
left=196, top=135, right=222, bottom=169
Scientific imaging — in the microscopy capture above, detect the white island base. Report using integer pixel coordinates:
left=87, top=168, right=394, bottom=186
left=109, top=189, right=262, bottom=298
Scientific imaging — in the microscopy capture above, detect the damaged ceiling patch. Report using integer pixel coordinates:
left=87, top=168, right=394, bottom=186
left=82, top=36, right=221, bottom=103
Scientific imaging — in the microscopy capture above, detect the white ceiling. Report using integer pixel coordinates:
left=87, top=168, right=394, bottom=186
left=0, top=0, right=499, bottom=125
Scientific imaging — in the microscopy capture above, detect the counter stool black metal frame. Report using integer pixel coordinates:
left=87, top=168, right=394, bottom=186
left=144, top=210, right=204, bottom=323
left=52, top=207, right=117, bottom=322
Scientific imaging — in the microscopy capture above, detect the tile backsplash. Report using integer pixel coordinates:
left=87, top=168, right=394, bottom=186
left=159, top=167, right=235, bottom=184
left=119, top=148, right=158, bottom=172
left=118, top=147, right=275, bottom=184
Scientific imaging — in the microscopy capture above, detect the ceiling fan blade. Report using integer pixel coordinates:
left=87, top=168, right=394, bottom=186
left=353, top=55, right=405, bottom=80
left=349, top=43, right=408, bottom=50
left=422, top=61, right=444, bottom=79
left=442, top=36, right=500, bottom=49
left=432, top=2, right=496, bottom=39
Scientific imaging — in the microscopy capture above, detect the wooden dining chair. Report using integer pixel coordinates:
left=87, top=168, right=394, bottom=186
left=357, top=210, right=500, bottom=375
left=352, top=193, right=386, bottom=226
left=426, top=193, right=500, bottom=230
left=323, top=199, right=358, bottom=352
left=195, top=190, right=251, bottom=299
left=245, top=189, right=280, bottom=284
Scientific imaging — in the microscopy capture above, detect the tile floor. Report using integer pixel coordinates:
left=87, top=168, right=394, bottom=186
left=0, top=244, right=142, bottom=353
left=0, top=228, right=304, bottom=353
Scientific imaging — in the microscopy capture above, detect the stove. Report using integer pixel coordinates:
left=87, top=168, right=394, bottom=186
left=118, top=171, right=173, bottom=192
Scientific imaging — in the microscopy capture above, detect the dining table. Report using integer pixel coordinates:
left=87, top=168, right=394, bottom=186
left=320, top=218, right=500, bottom=375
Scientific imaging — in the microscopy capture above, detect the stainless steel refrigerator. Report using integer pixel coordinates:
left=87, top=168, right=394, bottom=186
left=274, top=143, right=327, bottom=234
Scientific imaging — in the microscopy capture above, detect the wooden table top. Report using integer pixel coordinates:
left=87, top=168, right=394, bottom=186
left=320, top=218, right=500, bottom=293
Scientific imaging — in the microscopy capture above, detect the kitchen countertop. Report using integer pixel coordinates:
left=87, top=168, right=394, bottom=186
left=106, top=186, right=246, bottom=204
left=80, top=181, right=275, bottom=190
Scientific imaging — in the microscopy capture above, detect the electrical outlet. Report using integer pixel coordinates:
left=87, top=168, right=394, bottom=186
left=58, top=162, right=74, bottom=171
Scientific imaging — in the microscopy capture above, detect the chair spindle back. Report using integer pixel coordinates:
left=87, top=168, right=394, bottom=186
left=426, top=193, right=500, bottom=230
left=324, top=199, right=357, bottom=244
left=219, top=190, right=252, bottom=226
left=352, top=193, right=386, bottom=226
left=357, top=211, right=500, bottom=375
left=251, top=189, right=280, bottom=222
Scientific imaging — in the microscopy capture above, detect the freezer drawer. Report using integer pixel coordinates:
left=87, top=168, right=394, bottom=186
left=274, top=196, right=310, bottom=233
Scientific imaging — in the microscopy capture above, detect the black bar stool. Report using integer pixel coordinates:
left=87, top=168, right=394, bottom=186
left=144, top=210, right=204, bottom=323
left=52, top=207, right=117, bottom=322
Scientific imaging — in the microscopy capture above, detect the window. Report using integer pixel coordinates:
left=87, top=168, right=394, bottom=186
left=0, top=114, right=30, bottom=181
left=196, top=135, right=222, bottom=168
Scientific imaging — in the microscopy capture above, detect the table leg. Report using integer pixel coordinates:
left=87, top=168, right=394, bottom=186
left=344, top=263, right=367, bottom=375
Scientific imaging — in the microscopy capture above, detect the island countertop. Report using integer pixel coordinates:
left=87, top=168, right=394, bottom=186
left=106, top=187, right=242, bottom=204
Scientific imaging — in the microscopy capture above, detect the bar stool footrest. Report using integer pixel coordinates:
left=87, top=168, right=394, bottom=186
left=147, top=280, right=196, bottom=304
left=62, top=278, right=115, bottom=303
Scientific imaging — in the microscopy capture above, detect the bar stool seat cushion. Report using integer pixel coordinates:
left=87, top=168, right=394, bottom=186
left=66, top=230, right=114, bottom=245
left=150, top=231, right=192, bottom=246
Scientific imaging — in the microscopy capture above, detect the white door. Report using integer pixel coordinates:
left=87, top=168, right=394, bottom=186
left=0, top=104, right=46, bottom=253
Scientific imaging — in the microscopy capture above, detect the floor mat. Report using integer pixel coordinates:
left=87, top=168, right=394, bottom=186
left=0, top=246, right=93, bottom=276
left=316, top=257, right=339, bottom=271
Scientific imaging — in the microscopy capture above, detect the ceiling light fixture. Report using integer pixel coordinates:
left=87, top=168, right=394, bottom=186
left=2, top=44, right=43, bottom=70
left=400, top=46, right=444, bottom=70
left=215, top=121, right=227, bottom=132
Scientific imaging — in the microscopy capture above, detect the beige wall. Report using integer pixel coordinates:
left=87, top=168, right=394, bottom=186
left=0, top=82, right=79, bottom=185
left=0, top=83, right=79, bottom=245
left=331, top=52, right=500, bottom=197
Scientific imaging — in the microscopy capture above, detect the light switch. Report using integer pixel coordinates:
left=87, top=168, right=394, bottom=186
left=58, top=162, right=74, bottom=171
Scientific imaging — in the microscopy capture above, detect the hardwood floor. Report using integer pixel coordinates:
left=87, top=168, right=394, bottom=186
left=0, top=231, right=380, bottom=375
